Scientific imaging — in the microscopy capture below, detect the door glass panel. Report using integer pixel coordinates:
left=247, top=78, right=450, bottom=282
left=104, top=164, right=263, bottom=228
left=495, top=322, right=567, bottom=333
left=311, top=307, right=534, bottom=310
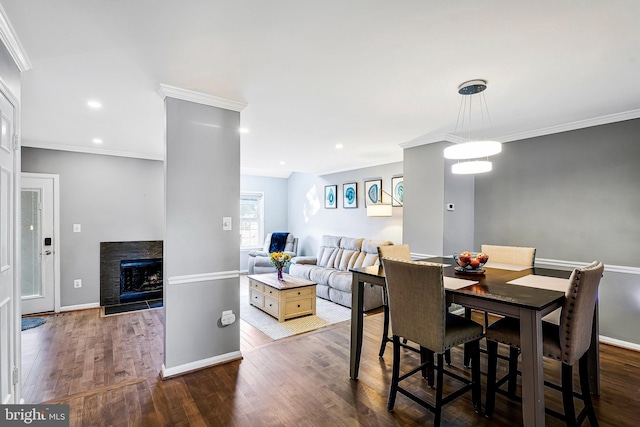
left=21, top=189, right=41, bottom=298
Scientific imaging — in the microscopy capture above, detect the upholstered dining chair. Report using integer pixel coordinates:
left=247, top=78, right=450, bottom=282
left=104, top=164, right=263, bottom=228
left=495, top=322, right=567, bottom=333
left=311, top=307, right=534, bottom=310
left=484, top=261, right=604, bottom=426
left=377, top=244, right=411, bottom=357
left=381, top=258, right=484, bottom=426
left=480, top=244, right=536, bottom=267
left=470, top=244, right=537, bottom=329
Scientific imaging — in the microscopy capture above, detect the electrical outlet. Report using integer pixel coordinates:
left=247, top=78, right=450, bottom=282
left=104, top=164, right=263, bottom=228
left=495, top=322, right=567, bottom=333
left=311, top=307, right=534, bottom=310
left=74, top=279, right=82, bottom=288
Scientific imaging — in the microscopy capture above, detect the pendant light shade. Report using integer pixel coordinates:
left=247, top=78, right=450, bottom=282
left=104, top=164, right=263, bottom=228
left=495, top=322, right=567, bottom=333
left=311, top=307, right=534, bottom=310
left=445, top=79, right=501, bottom=173
left=451, top=160, right=492, bottom=174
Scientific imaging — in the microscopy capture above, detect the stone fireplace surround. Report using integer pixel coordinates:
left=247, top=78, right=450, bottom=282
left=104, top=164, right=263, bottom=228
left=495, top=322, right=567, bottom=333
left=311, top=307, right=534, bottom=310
left=100, top=240, right=163, bottom=307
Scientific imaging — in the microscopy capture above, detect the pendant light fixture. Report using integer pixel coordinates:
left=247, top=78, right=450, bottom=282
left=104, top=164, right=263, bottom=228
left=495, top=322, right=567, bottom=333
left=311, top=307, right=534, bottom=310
left=444, top=79, right=501, bottom=174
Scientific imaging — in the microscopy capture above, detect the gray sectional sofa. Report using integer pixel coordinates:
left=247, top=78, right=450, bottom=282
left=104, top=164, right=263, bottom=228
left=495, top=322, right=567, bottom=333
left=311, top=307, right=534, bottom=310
left=289, top=235, right=393, bottom=310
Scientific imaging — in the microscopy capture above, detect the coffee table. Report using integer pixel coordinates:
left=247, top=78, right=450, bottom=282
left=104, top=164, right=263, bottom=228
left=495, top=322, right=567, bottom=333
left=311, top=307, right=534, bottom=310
left=247, top=273, right=316, bottom=322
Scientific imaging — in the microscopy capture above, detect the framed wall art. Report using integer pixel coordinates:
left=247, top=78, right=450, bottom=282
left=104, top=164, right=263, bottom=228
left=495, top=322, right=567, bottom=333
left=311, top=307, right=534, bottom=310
left=391, top=176, right=404, bottom=206
left=343, top=182, right=357, bottom=208
left=364, top=179, right=382, bottom=207
left=324, top=185, right=337, bottom=209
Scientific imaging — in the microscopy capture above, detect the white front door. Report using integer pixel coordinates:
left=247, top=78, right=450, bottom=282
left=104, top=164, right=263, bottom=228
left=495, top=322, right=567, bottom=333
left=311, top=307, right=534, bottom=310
left=0, top=85, right=17, bottom=403
left=21, top=174, right=58, bottom=314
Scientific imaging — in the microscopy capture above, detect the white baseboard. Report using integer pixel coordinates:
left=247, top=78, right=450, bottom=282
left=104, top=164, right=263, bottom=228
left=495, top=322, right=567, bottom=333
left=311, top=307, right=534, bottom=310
left=599, top=335, right=640, bottom=352
left=161, top=350, right=243, bottom=379
left=60, top=302, right=100, bottom=312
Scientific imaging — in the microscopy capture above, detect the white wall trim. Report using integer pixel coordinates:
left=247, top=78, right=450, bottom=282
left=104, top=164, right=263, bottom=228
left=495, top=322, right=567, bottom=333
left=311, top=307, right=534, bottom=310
left=536, top=258, right=640, bottom=275
left=167, top=270, right=240, bottom=286
left=60, top=302, right=100, bottom=312
left=0, top=4, right=32, bottom=71
left=161, top=351, right=243, bottom=379
left=400, top=108, right=640, bottom=149
left=600, top=335, right=640, bottom=353
left=158, top=84, right=247, bottom=112
left=410, top=252, right=440, bottom=260
left=22, top=139, right=165, bottom=162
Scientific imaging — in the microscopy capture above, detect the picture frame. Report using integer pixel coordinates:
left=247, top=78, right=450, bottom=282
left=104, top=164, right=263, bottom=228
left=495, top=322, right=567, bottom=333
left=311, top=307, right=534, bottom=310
left=391, top=176, right=404, bottom=206
left=343, top=182, right=357, bottom=208
left=324, top=185, right=337, bottom=209
left=364, top=179, right=382, bottom=207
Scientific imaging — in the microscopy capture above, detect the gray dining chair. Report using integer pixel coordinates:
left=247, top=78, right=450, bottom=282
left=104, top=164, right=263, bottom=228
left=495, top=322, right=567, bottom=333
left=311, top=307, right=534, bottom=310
left=377, top=244, right=411, bottom=357
left=381, top=257, right=484, bottom=426
left=484, top=261, right=604, bottom=426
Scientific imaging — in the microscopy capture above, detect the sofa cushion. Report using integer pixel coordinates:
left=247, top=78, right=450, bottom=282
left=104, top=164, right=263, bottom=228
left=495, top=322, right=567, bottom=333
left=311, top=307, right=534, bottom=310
left=289, top=263, right=315, bottom=280
left=309, top=267, right=335, bottom=287
left=327, top=270, right=353, bottom=293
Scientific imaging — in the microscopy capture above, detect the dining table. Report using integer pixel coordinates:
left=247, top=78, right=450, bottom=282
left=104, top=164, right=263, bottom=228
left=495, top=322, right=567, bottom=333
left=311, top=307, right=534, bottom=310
left=349, top=256, right=600, bottom=427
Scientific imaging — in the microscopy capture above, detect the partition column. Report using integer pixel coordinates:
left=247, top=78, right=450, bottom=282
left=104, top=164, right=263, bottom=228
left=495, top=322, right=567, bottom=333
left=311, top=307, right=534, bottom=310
left=159, top=85, right=246, bottom=377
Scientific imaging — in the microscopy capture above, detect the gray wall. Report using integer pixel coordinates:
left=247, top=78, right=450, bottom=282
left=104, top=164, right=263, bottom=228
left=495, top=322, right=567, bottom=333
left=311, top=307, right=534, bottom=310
left=475, top=119, right=640, bottom=266
left=21, top=148, right=164, bottom=307
left=402, top=142, right=446, bottom=256
left=164, top=97, right=240, bottom=370
left=288, top=162, right=403, bottom=257
left=0, top=41, right=20, bottom=100
left=239, top=175, right=289, bottom=271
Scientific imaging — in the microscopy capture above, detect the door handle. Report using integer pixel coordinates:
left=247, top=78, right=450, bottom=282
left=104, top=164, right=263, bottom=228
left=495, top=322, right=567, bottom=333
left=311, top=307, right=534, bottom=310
left=40, top=250, right=52, bottom=256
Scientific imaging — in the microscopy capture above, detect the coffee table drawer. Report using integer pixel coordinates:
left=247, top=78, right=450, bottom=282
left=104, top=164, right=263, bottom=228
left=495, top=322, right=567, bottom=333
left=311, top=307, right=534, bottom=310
left=263, top=286, right=280, bottom=299
left=284, top=287, right=314, bottom=299
left=250, top=289, right=264, bottom=308
left=249, top=280, right=264, bottom=292
left=284, top=298, right=313, bottom=318
left=264, top=295, right=279, bottom=316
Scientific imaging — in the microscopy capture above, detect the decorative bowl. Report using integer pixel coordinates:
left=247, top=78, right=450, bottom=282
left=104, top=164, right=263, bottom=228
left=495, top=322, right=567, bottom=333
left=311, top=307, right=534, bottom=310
left=453, top=251, right=489, bottom=273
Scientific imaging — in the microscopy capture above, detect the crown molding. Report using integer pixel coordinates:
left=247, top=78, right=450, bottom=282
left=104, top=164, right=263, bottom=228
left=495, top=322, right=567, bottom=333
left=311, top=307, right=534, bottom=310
left=401, top=109, right=640, bottom=150
left=22, top=139, right=165, bottom=161
left=497, top=108, right=640, bottom=143
left=158, top=84, right=247, bottom=112
left=0, top=4, right=32, bottom=71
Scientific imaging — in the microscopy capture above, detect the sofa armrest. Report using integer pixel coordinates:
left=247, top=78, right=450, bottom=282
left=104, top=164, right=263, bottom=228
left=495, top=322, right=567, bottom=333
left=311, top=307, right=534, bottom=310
left=284, top=251, right=297, bottom=258
left=248, top=250, right=269, bottom=257
left=291, top=256, right=317, bottom=265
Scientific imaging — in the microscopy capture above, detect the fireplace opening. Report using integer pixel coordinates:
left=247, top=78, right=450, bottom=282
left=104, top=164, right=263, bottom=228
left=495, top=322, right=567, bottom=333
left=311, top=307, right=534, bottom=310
left=120, top=258, right=163, bottom=302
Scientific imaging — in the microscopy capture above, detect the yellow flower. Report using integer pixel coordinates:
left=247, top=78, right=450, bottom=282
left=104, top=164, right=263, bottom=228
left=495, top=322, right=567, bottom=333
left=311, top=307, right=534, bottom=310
left=270, top=251, right=291, bottom=269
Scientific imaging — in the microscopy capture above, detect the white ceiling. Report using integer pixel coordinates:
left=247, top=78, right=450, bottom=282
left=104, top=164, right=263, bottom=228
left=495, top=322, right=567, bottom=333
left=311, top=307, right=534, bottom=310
left=3, top=1, right=640, bottom=178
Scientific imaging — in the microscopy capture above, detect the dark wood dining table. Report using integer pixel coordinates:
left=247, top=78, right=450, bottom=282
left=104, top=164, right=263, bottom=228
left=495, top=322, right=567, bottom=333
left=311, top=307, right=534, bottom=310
left=349, top=256, right=600, bottom=427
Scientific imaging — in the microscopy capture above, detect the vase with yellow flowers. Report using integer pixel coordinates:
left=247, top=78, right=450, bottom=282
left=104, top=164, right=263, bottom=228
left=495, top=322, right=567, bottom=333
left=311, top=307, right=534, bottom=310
left=270, top=251, right=291, bottom=281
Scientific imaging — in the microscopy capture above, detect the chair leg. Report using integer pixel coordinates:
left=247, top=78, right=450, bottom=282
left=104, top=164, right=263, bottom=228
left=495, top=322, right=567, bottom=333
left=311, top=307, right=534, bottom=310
left=485, top=340, right=499, bottom=418
left=579, top=353, right=599, bottom=427
left=434, top=353, right=444, bottom=427
left=507, top=346, right=519, bottom=398
left=470, top=340, right=482, bottom=413
left=379, top=300, right=390, bottom=357
left=420, top=346, right=434, bottom=382
left=464, top=308, right=472, bottom=367
left=562, top=363, right=577, bottom=427
left=387, top=335, right=401, bottom=411
left=445, top=349, right=451, bottom=365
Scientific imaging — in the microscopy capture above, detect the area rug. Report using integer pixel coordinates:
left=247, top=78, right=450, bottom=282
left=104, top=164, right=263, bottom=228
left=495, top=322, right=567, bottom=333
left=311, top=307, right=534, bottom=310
left=21, top=317, right=46, bottom=331
left=240, top=297, right=351, bottom=340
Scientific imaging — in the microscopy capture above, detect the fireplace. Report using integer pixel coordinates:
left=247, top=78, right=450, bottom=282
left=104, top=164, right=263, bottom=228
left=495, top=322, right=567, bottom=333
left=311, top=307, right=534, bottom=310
left=120, top=258, right=163, bottom=302
left=100, top=240, right=163, bottom=308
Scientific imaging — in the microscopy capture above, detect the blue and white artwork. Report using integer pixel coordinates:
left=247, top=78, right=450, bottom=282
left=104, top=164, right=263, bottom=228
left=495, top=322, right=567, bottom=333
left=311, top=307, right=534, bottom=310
left=392, top=176, right=404, bottom=206
left=343, top=183, right=357, bottom=208
left=324, top=185, right=337, bottom=209
left=364, top=179, right=382, bottom=207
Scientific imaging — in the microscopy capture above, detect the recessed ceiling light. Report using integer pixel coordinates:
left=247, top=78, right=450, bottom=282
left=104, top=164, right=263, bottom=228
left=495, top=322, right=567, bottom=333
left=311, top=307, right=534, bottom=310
left=92, top=138, right=103, bottom=144
left=279, top=161, right=286, bottom=165
left=335, top=144, right=344, bottom=149
left=87, top=100, right=102, bottom=109
left=239, top=128, right=249, bottom=134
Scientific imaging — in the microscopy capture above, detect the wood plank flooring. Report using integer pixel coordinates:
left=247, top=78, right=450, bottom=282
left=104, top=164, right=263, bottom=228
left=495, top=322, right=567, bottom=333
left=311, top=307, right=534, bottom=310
left=21, top=302, right=640, bottom=426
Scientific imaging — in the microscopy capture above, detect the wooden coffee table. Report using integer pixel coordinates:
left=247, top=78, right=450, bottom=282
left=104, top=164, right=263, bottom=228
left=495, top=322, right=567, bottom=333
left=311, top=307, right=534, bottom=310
left=248, top=273, right=316, bottom=322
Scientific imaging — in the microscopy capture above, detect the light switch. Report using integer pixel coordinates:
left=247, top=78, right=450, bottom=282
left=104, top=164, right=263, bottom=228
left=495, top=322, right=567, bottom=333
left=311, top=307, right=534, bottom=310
left=222, top=217, right=232, bottom=231
left=446, top=203, right=455, bottom=211
left=73, top=224, right=82, bottom=232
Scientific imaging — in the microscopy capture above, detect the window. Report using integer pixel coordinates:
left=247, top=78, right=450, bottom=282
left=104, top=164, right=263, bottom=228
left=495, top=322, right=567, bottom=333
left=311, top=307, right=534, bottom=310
left=240, top=192, right=264, bottom=249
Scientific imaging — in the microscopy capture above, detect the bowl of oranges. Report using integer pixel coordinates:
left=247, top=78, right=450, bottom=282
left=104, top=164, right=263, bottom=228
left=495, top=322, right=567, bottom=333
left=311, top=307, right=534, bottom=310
left=453, top=251, right=489, bottom=273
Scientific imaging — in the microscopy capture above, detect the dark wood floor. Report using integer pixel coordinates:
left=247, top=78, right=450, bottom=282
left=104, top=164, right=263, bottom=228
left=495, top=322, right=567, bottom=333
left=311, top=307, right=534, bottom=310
left=21, top=303, right=640, bottom=426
